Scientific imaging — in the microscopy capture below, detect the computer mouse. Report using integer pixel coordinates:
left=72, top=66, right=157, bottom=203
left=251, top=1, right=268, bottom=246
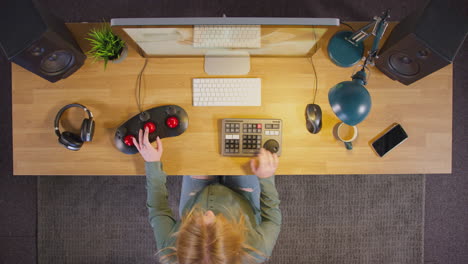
left=305, top=104, right=322, bottom=134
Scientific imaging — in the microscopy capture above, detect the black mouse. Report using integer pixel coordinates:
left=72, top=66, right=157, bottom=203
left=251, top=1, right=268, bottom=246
left=305, top=104, right=322, bottom=134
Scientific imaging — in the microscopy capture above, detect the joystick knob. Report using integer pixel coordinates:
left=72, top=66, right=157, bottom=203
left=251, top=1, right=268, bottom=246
left=123, top=135, right=136, bottom=146
left=263, top=139, right=280, bottom=153
left=139, top=111, right=150, bottom=122
left=166, top=116, right=179, bottom=128
left=144, top=122, right=156, bottom=133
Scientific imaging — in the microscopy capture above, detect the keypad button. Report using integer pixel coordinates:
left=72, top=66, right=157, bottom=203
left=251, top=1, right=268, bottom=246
left=235, top=124, right=240, bottom=128
left=266, top=124, right=272, bottom=129
left=257, top=124, right=262, bottom=129
left=273, top=124, right=280, bottom=129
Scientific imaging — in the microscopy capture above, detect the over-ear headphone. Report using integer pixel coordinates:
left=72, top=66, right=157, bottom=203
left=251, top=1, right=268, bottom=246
left=54, top=103, right=95, bottom=151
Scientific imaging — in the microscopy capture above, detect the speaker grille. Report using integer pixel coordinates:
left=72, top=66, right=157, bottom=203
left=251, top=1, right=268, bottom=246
left=388, top=52, right=420, bottom=77
left=40, top=51, right=75, bottom=75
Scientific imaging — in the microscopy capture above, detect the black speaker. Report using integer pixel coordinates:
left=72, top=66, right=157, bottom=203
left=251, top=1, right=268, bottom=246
left=375, top=0, right=468, bottom=85
left=0, top=0, right=86, bottom=83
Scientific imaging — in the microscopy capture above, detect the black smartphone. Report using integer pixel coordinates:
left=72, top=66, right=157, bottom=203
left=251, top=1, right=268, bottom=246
left=371, top=123, right=408, bottom=157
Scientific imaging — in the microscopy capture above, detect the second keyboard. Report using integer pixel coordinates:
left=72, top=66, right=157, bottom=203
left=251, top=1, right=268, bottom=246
left=192, top=78, right=261, bottom=106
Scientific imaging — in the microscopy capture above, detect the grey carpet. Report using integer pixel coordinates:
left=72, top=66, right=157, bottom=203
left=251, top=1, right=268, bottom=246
left=38, top=174, right=424, bottom=264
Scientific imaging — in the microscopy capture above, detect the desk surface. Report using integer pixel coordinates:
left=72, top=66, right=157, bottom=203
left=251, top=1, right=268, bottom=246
left=12, top=23, right=452, bottom=175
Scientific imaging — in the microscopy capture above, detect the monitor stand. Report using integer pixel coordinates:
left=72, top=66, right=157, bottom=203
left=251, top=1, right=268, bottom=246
left=204, top=50, right=250, bottom=75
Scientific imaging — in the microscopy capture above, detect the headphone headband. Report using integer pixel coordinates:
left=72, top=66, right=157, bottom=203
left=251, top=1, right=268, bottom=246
left=54, top=103, right=93, bottom=137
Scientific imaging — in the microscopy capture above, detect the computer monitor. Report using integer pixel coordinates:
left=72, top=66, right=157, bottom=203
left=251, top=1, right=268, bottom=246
left=111, top=17, right=339, bottom=75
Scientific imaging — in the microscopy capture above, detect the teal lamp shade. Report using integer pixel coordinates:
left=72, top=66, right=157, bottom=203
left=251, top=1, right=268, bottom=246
left=327, top=31, right=365, bottom=67
left=328, top=70, right=372, bottom=126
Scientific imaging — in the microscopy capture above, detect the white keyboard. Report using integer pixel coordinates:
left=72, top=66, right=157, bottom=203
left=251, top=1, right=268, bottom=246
left=192, top=78, right=261, bottom=106
left=193, top=25, right=261, bottom=48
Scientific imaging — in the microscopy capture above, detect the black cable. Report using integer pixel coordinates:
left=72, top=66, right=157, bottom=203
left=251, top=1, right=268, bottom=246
left=340, top=22, right=355, bottom=32
left=135, top=58, right=148, bottom=113
left=309, top=27, right=319, bottom=104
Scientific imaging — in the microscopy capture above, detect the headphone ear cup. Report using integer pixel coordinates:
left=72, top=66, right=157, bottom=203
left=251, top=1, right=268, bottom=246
left=59, top=131, right=83, bottom=151
left=80, top=118, right=95, bottom=142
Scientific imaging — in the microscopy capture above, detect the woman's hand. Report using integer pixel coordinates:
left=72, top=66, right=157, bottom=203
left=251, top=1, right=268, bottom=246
left=250, top=148, right=279, bottom=179
left=132, top=127, right=163, bottom=162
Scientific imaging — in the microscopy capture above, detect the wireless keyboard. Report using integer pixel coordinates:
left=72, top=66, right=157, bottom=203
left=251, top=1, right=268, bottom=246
left=220, top=118, right=282, bottom=157
left=192, top=78, right=261, bottom=106
left=193, top=25, right=261, bottom=48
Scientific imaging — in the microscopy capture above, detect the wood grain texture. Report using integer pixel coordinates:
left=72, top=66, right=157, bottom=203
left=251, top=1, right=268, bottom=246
left=12, top=23, right=452, bottom=175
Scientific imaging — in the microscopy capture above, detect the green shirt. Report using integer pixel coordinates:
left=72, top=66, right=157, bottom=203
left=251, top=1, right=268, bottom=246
left=145, top=162, right=282, bottom=261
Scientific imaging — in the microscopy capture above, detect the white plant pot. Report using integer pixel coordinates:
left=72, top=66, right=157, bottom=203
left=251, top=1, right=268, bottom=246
left=111, top=44, right=128, bottom=64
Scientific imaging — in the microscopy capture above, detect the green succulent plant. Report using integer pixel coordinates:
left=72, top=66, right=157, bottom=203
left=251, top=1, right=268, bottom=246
left=86, top=24, right=125, bottom=69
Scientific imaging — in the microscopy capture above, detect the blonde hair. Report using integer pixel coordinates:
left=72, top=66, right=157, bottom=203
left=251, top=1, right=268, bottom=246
left=158, top=207, right=264, bottom=264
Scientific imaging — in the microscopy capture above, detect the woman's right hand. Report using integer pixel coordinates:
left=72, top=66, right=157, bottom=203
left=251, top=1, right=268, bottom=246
left=250, top=148, right=279, bottom=178
left=132, top=127, right=163, bottom=162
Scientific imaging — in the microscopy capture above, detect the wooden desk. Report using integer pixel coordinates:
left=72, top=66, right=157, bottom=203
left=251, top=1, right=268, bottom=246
left=12, top=23, right=452, bottom=175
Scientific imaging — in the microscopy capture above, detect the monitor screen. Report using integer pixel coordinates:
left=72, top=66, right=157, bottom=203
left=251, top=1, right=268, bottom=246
left=111, top=17, right=338, bottom=58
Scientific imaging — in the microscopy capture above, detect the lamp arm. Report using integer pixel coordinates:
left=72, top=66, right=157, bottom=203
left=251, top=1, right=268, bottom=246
left=354, top=9, right=389, bottom=84
left=347, top=21, right=376, bottom=45
left=368, top=10, right=390, bottom=63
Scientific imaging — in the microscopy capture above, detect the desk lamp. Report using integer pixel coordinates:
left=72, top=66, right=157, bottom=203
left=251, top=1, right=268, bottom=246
left=328, top=10, right=390, bottom=126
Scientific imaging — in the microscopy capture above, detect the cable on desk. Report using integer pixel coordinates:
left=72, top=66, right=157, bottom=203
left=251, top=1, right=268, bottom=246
left=309, top=27, right=319, bottom=104
left=340, top=22, right=355, bottom=31
left=135, top=58, right=148, bottom=113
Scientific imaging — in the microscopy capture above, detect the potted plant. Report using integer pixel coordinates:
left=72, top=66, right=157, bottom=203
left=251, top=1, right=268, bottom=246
left=86, top=24, right=127, bottom=69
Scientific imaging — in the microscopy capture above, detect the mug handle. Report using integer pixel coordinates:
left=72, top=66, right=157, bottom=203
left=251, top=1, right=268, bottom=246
left=344, top=141, right=353, bottom=150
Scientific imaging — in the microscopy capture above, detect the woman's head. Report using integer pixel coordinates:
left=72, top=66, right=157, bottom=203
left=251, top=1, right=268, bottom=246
left=159, top=207, right=263, bottom=264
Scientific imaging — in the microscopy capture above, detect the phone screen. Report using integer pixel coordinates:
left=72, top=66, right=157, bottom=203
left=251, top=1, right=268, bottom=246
left=371, top=124, right=408, bottom=157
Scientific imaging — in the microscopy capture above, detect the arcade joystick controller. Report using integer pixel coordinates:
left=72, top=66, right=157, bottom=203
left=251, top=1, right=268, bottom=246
left=114, top=105, right=188, bottom=154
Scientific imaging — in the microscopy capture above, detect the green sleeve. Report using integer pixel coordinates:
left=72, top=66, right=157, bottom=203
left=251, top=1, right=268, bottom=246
left=258, top=175, right=282, bottom=257
left=145, top=161, right=176, bottom=250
